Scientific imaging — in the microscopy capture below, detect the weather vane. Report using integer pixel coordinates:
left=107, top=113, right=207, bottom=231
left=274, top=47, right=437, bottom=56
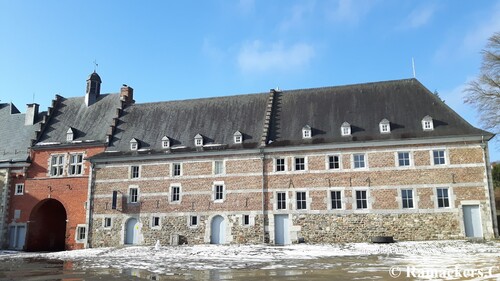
left=93, top=59, right=99, bottom=72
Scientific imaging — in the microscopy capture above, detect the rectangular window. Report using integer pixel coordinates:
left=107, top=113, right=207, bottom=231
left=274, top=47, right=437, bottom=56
left=295, top=157, right=305, bottom=171
left=152, top=216, right=160, bottom=227
left=330, top=190, right=342, bottom=209
left=353, top=154, right=365, bottom=169
left=401, top=189, right=414, bottom=209
left=296, top=191, right=307, bottom=210
left=276, top=158, right=285, bottom=172
left=50, top=155, right=64, bottom=176
left=214, top=160, right=224, bottom=175
left=243, top=215, right=250, bottom=226
left=77, top=226, right=86, bottom=241
left=171, top=186, right=180, bottom=202
left=69, top=154, right=84, bottom=175
left=190, top=215, right=198, bottom=226
left=15, top=184, right=24, bottom=195
left=130, top=166, right=140, bottom=178
left=355, top=190, right=367, bottom=209
left=398, top=152, right=410, bottom=167
left=172, top=163, right=181, bottom=176
left=215, top=184, right=224, bottom=201
left=433, top=150, right=446, bottom=165
left=104, top=217, right=112, bottom=228
left=129, top=187, right=138, bottom=203
left=328, top=155, right=340, bottom=170
left=437, top=188, right=450, bottom=208
left=277, top=192, right=286, bottom=210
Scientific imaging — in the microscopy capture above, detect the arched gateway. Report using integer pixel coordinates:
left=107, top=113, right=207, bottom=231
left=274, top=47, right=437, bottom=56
left=26, top=199, right=67, bottom=252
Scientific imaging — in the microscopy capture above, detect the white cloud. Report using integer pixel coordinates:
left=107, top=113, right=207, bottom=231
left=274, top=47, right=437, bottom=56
left=237, top=40, right=315, bottom=73
left=202, top=38, right=224, bottom=62
left=400, top=4, right=437, bottom=29
left=279, top=2, right=316, bottom=32
left=325, top=0, right=373, bottom=25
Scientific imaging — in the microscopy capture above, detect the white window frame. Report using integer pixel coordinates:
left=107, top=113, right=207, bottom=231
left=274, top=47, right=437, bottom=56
left=130, top=165, right=140, bottom=179
left=49, top=154, right=65, bottom=177
left=68, top=153, right=84, bottom=176
left=242, top=214, right=251, bottom=226
left=328, top=189, right=344, bottom=210
left=341, top=123, right=351, bottom=136
left=128, top=186, right=139, bottom=203
left=436, top=187, right=451, bottom=208
left=293, top=156, right=307, bottom=171
left=422, top=116, right=434, bottom=131
left=194, top=134, right=203, bottom=147
left=14, top=183, right=24, bottom=195
left=401, top=188, right=415, bottom=209
left=66, top=128, right=74, bottom=142
left=352, top=153, right=367, bottom=169
left=295, top=191, right=308, bottom=210
left=75, top=224, right=86, bottom=243
left=396, top=151, right=412, bottom=167
left=172, top=163, right=182, bottom=177
left=274, top=157, right=287, bottom=172
left=213, top=160, right=225, bottom=175
left=234, top=131, right=243, bottom=144
left=161, top=136, right=170, bottom=149
left=326, top=154, right=341, bottom=170
left=103, top=217, right=112, bottom=228
left=130, top=139, right=138, bottom=151
left=302, top=125, right=312, bottom=139
left=276, top=191, right=287, bottom=210
left=431, top=149, right=447, bottom=166
left=213, top=181, right=225, bottom=202
left=151, top=216, right=161, bottom=229
left=379, top=119, right=391, bottom=134
left=170, top=184, right=181, bottom=203
left=354, top=189, right=369, bottom=210
left=189, top=215, right=199, bottom=227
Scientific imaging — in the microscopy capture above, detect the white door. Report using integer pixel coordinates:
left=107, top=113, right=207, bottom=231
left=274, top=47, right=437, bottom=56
left=210, top=215, right=225, bottom=244
left=8, top=226, right=15, bottom=249
left=125, top=218, right=139, bottom=244
left=463, top=205, right=483, bottom=238
left=274, top=214, right=290, bottom=245
left=16, top=226, right=26, bottom=249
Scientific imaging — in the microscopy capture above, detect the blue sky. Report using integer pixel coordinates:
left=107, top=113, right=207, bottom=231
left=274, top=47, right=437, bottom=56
left=0, top=0, right=499, bottom=161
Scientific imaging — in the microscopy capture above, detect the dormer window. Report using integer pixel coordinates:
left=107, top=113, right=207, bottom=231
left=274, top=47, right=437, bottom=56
left=233, top=131, right=243, bottom=144
left=194, top=134, right=203, bottom=147
left=161, top=136, right=170, bottom=149
left=302, top=125, right=312, bottom=139
left=379, top=119, right=391, bottom=134
left=66, top=127, right=74, bottom=142
left=341, top=122, right=351, bottom=136
left=130, top=138, right=139, bottom=151
left=422, top=115, right=434, bottom=131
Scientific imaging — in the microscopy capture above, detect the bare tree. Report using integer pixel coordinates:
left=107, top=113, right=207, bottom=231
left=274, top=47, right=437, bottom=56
left=464, top=32, right=500, bottom=135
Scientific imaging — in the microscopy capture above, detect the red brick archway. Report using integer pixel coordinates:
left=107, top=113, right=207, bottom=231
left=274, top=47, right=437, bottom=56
left=26, top=199, right=67, bottom=252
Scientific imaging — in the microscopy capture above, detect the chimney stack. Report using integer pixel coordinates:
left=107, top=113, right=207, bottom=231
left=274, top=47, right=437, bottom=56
left=25, top=103, right=39, bottom=125
left=120, top=84, right=134, bottom=105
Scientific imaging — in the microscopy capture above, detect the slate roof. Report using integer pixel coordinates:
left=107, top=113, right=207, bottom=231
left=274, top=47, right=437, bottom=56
left=0, top=103, right=45, bottom=164
left=94, top=78, right=491, bottom=159
left=107, top=93, right=269, bottom=152
left=268, top=79, right=491, bottom=146
left=36, top=94, right=121, bottom=145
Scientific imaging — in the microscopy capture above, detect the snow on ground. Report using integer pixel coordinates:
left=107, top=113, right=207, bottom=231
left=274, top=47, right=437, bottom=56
left=0, top=240, right=499, bottom=279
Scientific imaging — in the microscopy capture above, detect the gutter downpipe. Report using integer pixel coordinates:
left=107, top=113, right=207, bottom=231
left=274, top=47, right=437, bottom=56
left=481, top=139, right=498, bottom=238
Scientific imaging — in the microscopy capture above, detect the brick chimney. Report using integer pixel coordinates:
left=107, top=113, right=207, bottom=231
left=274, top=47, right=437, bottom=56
left=25, top=103, right=39, bottom=125
left=120, top=84, right=134, bottom=105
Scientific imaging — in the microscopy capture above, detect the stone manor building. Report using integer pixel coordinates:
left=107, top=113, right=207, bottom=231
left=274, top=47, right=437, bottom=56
left=88, top=79, right=498, bottom=247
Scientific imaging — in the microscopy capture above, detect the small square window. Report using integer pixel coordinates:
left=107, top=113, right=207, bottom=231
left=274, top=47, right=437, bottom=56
left=243, top=215, right=250, bottom=226
left=437, top=188, right=450, bottom=208
left=190, top=215, right=198, bottom=226
left=353, top=154, right=365, bottom=169
left=275, top=158, right=286, bottom=172
left=130, top=166, right=140, bottom=178
left=15, top=184, right=24, bottom=195
left=162, top=140, right=170, bottom=149
left=214, top=160, right=224, bottom=175
left=152, top=216, right=160, bottom=227
left=172, top=163, right=182, bottom=176
left=433, top=150, right=446, bottom=165
left=130, top=142, right=138, bottom=150
left=129, top=187, right=139, bottom=203
left=69, top=154, right=84, bottom=175
left=328, top=155, right=340, bottom=170
left=50, top=155, right=64, bottom=176
left=295, top=157, right=305, bottom=171
left=355, top=190, right=367, bottom=209
left=277, top=192, right=286, bottom=210
left=398, top=152, right=410, bottom=167
left=401, top=189, right=414, bottom=209
left=234, top=135, right=242, bottom=144
left=76, top=226, right=86, bottom=241
left=104, top=217, right=112, bottom=228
